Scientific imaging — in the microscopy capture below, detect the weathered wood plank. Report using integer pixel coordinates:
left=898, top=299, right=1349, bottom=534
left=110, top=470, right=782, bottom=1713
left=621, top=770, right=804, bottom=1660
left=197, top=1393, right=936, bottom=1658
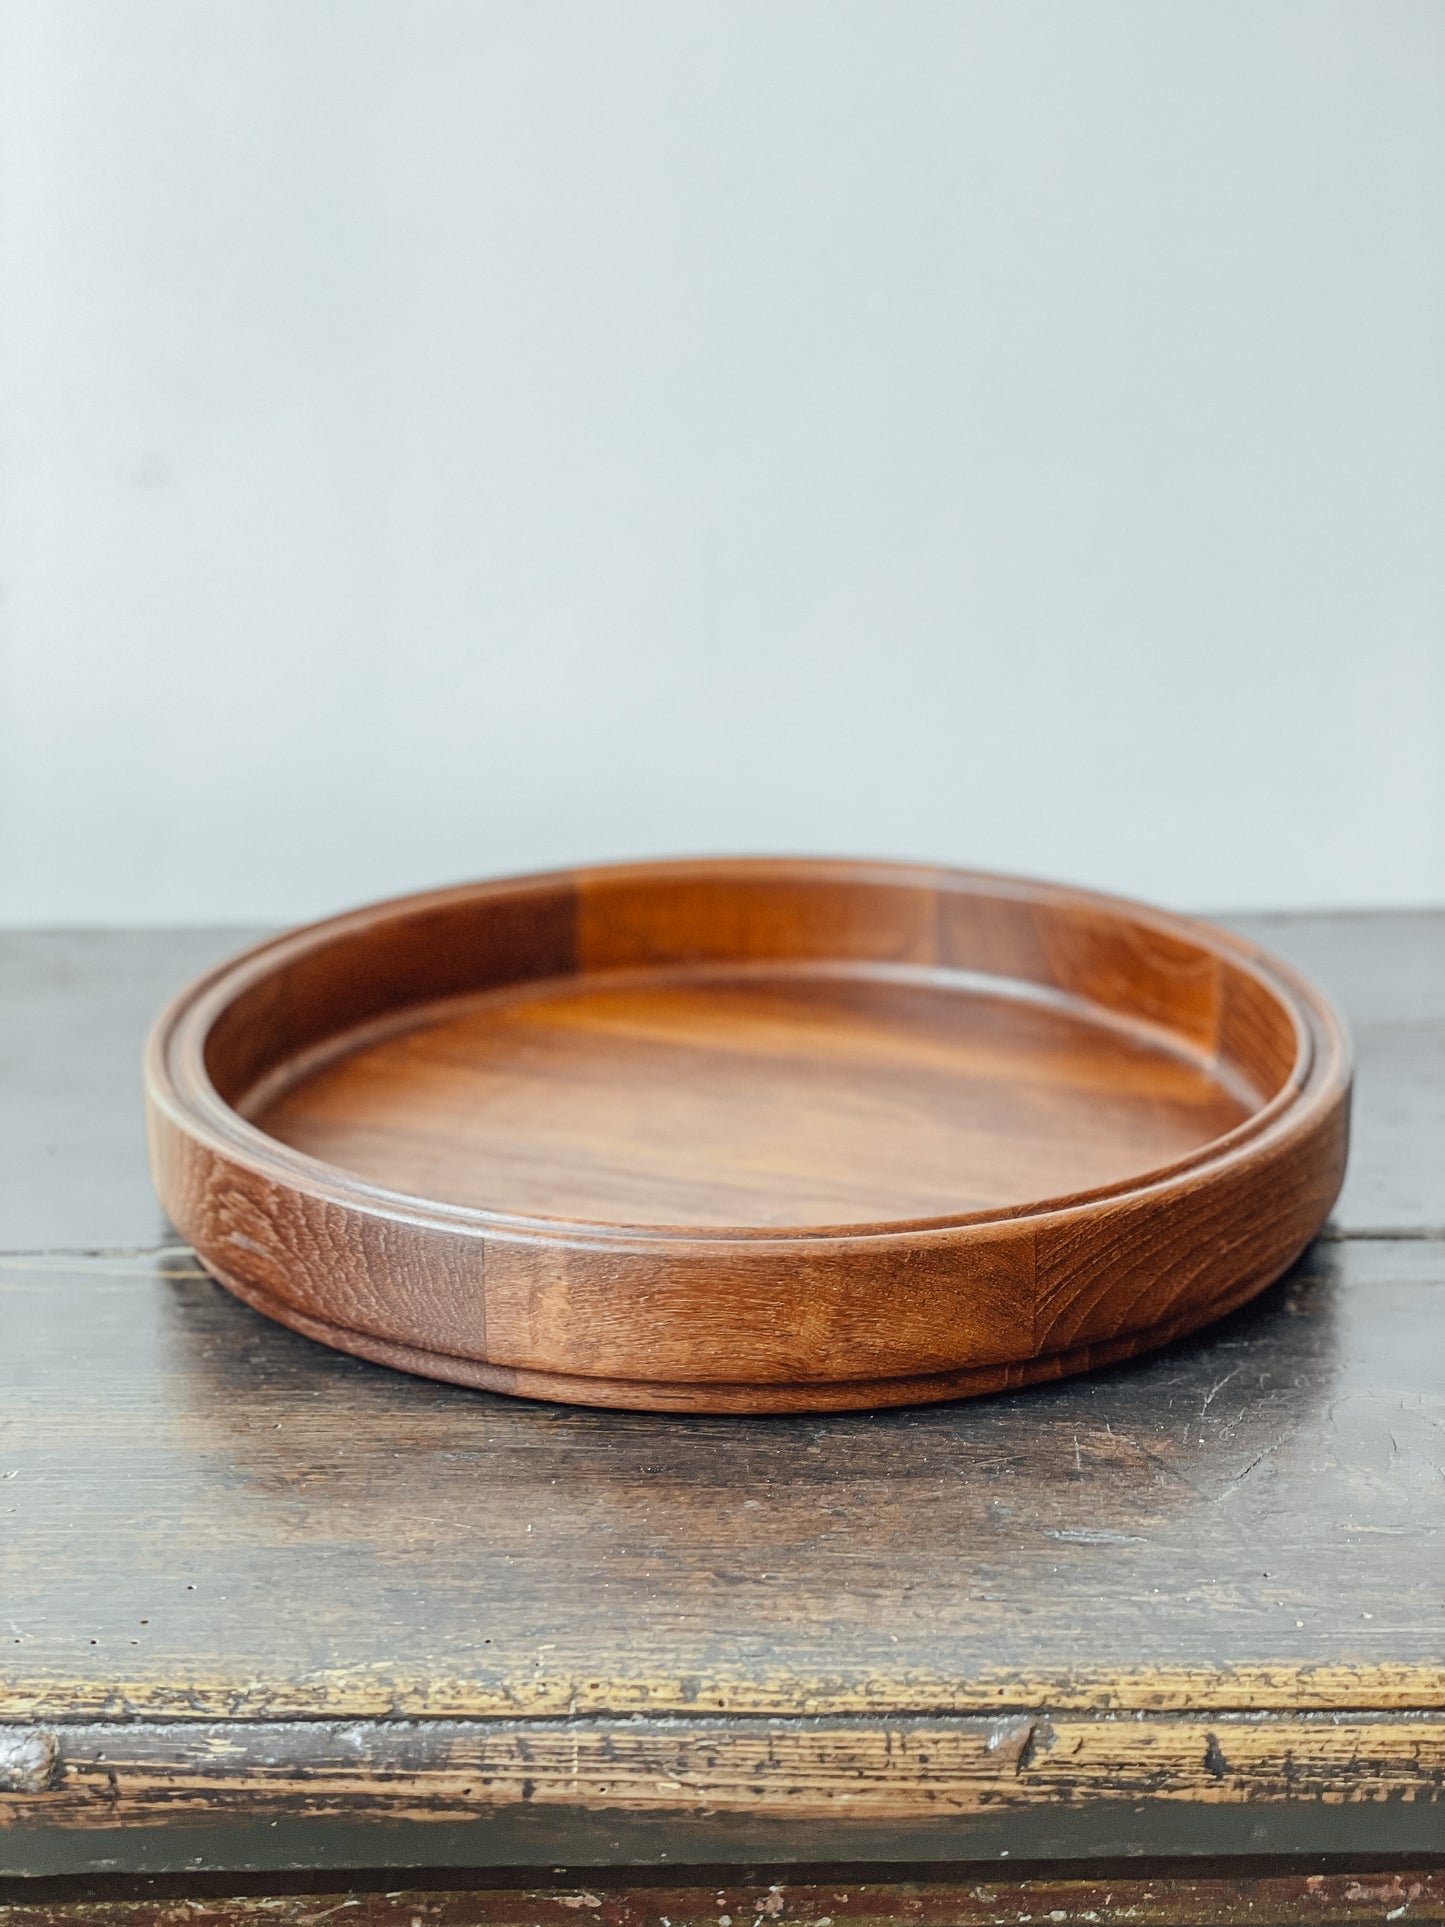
left=0, top=1713, right=1442, bottom=1833
left=2, top=1869, right=1445, bottom=1927
left=0, top=929, right=267, bottom=1253
left=2, top=918, right=1441, bottom=1879
left=1, top=1239, right=1440, bottom=1728
left=1225, top=911, right=1445, bottom=1234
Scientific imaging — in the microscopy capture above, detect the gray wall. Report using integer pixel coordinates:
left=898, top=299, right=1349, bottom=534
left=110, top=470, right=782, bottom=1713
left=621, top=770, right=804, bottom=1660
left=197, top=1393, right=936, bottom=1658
left=2, top=0, right=1441, bottom=923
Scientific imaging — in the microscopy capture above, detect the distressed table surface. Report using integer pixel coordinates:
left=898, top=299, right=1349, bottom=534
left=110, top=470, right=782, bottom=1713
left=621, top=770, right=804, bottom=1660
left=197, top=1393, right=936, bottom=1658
left=0, top=915, right=1441, bottom=1899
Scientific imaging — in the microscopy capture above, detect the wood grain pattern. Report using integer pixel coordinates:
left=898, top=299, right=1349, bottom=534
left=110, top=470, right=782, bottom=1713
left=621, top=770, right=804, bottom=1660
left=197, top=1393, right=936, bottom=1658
left=2, top=1712, right=1443, bottom=1832
left=6, top=914, right=1437, bottom=1256
left=0, top=915, right=1437, bottom=1887
left=144, top=861, right=1351, bottom=1412
left=249, top=973, right=1253, bottom=1227
left=4, top=1869, right=1445, bottom=1927
left=2, top=1236, right=1442, bottom=1869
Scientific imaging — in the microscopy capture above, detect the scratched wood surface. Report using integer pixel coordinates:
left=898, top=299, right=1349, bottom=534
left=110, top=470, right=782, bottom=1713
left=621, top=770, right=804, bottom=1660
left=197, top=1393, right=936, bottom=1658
left=0, top=916, right=1441, bottom=1881
left=2, top=1868, right=1444, bottom=1927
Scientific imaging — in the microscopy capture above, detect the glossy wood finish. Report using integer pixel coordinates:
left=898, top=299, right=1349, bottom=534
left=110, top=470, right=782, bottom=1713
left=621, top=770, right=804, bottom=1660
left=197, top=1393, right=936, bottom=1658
left=5, top=912, right=1438, bottom=1255
left=145, top=861, right=1350, bottom=1412
left=251, top=970, right=1257, bottom=1229
left=0, top=914, right=1438, bottom=1889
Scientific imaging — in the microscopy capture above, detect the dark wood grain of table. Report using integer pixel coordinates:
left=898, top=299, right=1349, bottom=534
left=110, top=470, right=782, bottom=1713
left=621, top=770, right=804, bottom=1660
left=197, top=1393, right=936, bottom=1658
left=0, top=915, right=1441, bottom=1918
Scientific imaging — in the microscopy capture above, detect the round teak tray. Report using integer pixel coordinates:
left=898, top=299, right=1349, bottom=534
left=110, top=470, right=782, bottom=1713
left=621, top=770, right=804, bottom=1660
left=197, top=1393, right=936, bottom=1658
left=146, top=859, right=1351, bottom=1413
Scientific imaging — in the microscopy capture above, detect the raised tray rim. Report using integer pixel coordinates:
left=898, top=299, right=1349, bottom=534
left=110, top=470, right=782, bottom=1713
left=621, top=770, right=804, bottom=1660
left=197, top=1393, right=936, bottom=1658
left=146, top=857, right=1350, bottom=1249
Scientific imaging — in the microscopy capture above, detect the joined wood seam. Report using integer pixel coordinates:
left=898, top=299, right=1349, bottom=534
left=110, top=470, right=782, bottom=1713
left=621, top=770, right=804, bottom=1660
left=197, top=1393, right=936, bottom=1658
left=144, top=861, right=1351, bottom=1412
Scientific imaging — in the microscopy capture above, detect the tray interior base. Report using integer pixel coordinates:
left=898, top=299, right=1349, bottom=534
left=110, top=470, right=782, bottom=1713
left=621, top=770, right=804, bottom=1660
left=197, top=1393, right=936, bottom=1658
left=248, top=964, right=1253, bottom=1231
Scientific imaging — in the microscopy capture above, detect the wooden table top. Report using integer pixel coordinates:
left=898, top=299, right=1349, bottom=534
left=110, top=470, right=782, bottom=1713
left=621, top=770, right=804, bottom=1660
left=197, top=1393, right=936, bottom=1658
left=1, top=914, right=1441, bottom=1881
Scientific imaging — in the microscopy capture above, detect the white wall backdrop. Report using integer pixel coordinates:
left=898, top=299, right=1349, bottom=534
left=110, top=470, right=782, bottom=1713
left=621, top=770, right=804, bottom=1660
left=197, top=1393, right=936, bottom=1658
left=2, top=0, right=1442, bottom=925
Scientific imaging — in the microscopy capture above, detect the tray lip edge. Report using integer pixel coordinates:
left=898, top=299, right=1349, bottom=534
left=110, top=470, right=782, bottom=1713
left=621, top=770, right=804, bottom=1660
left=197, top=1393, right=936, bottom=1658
left=144, top=857, right=1354, bottom=1251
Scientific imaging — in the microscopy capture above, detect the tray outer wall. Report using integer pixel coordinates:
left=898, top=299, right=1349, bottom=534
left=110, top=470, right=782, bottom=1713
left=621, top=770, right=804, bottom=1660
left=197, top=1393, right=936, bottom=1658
left=145, top=861, right=1352, bottom=1413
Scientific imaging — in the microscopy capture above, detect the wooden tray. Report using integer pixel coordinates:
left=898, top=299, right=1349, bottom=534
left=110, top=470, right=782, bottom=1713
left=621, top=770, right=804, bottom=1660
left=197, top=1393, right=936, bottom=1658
left=146, top=859, right=1351, bottom=1413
